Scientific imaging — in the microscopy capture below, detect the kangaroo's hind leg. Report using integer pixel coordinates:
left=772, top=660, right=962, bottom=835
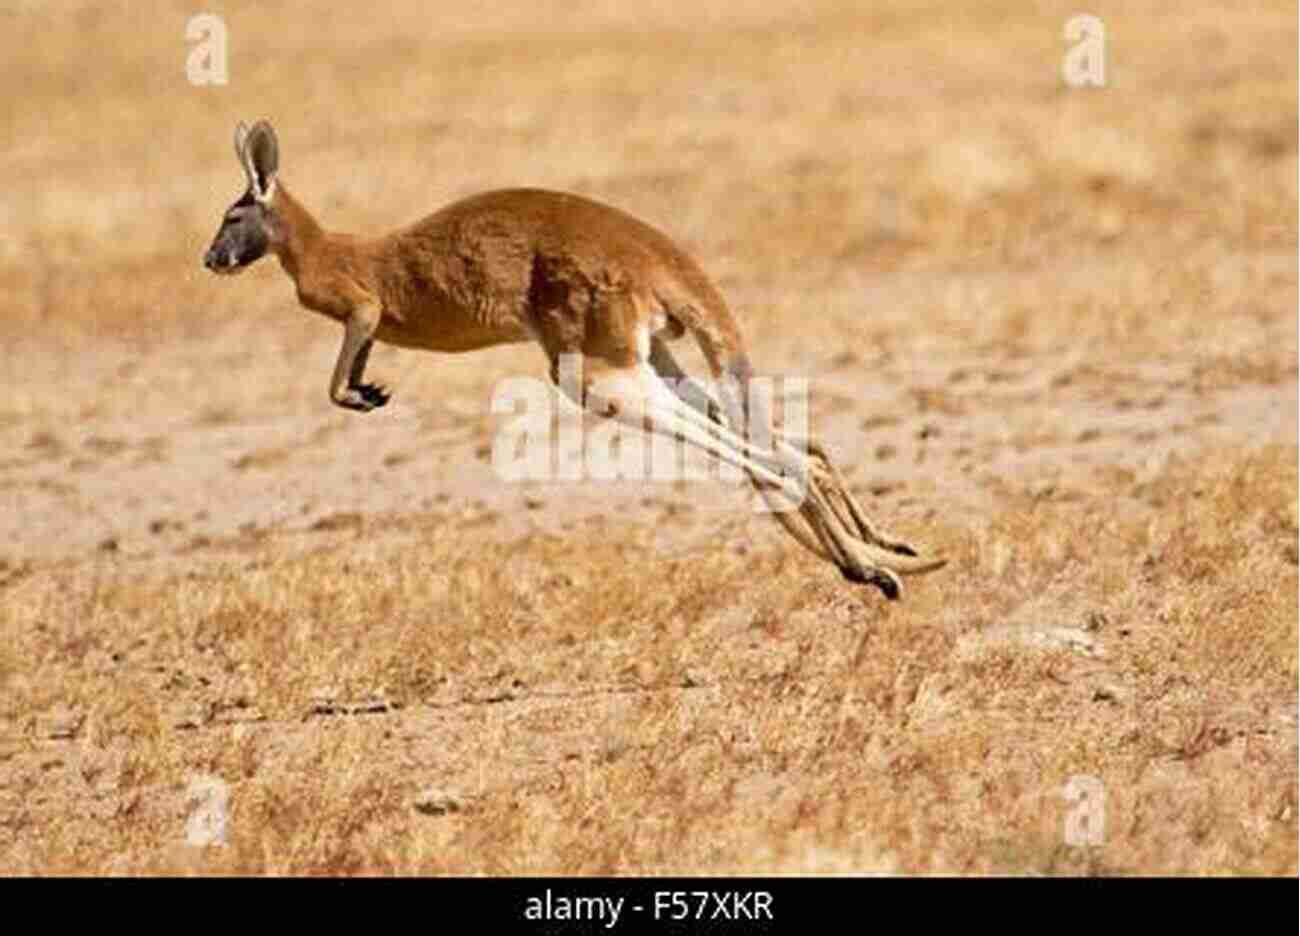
left=647, top=337, right=945, bottom=597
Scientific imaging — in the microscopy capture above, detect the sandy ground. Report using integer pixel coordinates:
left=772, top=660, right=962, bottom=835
left=0, top=1, right=1296, bottom=874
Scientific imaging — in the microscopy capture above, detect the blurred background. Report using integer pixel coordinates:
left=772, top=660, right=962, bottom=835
left=4, top=1, right=1292, bottom=336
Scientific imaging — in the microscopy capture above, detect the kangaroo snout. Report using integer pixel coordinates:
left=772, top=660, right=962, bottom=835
left=203, top=242, right=251, bottom=275
left=202, top=247, right=232, bottom=273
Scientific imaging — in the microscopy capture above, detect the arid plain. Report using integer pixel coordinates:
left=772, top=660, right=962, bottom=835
left=0, top=1, right=1295, bottom=873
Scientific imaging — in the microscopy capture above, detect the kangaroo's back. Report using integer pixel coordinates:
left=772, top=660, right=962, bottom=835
left=385, top=188, right=741, bottom=368
left=406, top=189, right=725, bottom=303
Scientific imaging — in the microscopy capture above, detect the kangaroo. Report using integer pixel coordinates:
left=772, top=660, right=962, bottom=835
left=203, top=120, right=945, bottom=598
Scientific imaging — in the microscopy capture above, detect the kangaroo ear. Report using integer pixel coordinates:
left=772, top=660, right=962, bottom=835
left=243, top=120, right=279, bottom=202
left=233, top=121, right=250, bottom=161
left=235, top=121, right=259, bottom=196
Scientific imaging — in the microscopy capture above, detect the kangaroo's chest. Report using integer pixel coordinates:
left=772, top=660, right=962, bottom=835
left=295, top=281, right=353, bottom=322
left=376, top=290, right=530, bottom=352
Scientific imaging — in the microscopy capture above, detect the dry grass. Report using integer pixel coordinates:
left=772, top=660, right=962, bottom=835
left=0, top=0, right=1295, bottom=874
left=1, top=446, right=1295, bottom=874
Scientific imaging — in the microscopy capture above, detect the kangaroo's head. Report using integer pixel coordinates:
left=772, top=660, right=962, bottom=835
left=203, top=120, right=281, bottom=275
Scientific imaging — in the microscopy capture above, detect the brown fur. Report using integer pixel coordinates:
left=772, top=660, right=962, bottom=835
left=273, top=185, right=741, bottom=370
left=206, top=120, right=945, bottom=598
